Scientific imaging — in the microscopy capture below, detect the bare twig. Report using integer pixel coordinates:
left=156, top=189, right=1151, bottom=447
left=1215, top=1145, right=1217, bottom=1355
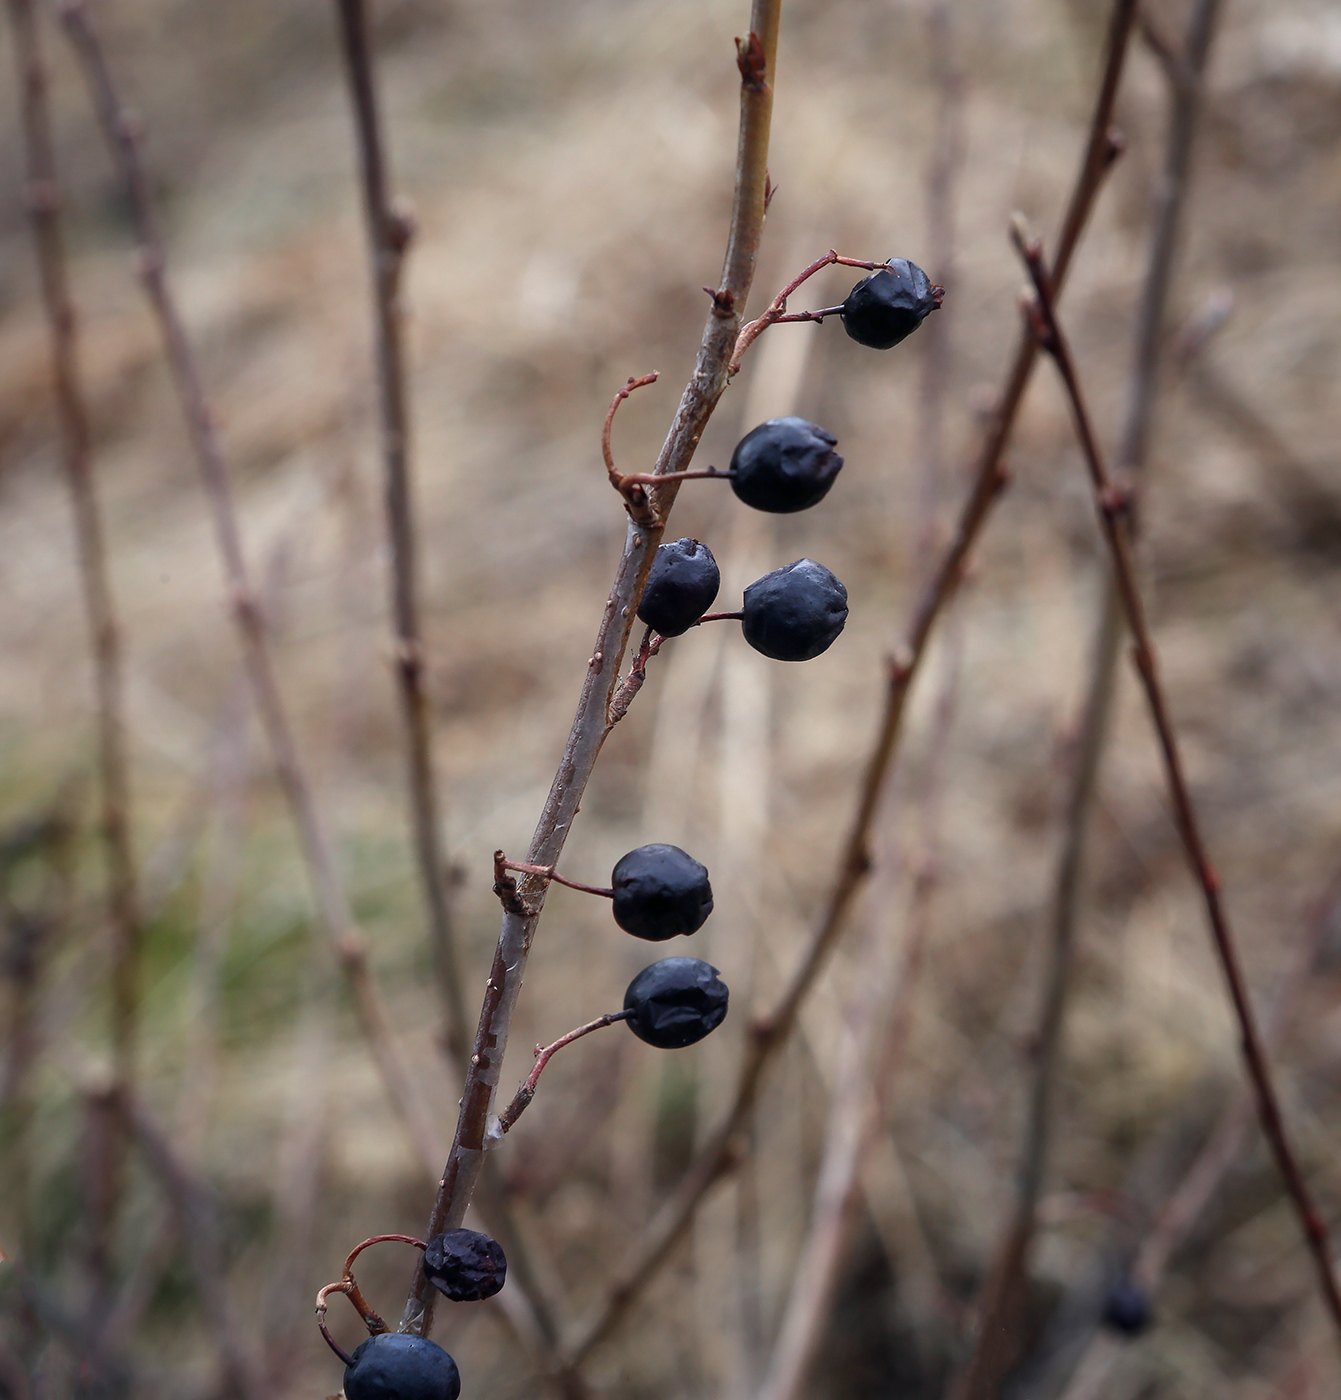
left=499, top=860, right=614, bottom=900
left=1054, top=874, right=1341, bottom=1400
left=493, top=1011, right=633, bottom=1137
left=950, top=9, right=1224, bottom=1394
left=58, top=0, right=444, bottom=1178
left=552, top=3, right=1138, bottom=1375
left=107, top=1090, right=268, bottom=1400
left=1016, top=228, right=1341, bottom=1352
left=333, top=0, right=467, bottom=1060
left=729, top=250, right=910, bottom=374
left=397, top=0, right=782, bottom=1340
left=5, top=0, right=142, bottom=1279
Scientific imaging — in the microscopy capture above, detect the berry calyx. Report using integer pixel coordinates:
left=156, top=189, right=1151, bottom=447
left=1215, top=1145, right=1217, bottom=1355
left=612, top=844, right=713, bottom=941
left=624, top=957, right=729, bottom=1048
left=840, top=259, right=941, bottom=349
left=1101, top=1278, right=1153, bottom=1337
left=424, top=1228, right=507, bottom=1302
left=729, top=417, right=843, bottom=514
left=343, top=1333, right=461, bottom=1400
left=638, top=538, right=721, bottom=636
left=741, top=559, right=848, bottom=661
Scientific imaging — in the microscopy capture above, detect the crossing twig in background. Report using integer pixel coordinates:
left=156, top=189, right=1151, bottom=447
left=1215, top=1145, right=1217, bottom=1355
left=1015, top=223, right=1341, bottom=1353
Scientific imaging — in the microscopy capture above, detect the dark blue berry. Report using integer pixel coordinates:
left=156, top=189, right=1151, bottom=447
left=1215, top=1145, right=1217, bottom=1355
left=729, top=418, right=843, bottom=514
left=841, top=259, right=940, bottom=349
left=343, top=1333, right=461, bottom=1400
left=741, top=559, right=848, bottom=661
left=424, top=1228, right=507, bottom=1302
left=638, top=538, right=721, bottom=636
left=1101, top=1278, right=1153, bottom=1337
left=624, top=957, right=729, bottom=1048
left=612, top=844, right=713, bottom=941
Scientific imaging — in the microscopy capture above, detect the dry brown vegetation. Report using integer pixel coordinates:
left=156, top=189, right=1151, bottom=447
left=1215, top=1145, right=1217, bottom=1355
left=3, top=0, right=1341, bottom=1397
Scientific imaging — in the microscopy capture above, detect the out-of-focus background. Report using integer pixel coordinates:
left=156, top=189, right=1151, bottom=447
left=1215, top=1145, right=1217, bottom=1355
left=3, top=0, right=1341, bottom=1396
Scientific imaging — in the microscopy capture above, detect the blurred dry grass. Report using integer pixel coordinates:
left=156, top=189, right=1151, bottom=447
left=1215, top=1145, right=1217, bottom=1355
left=3, top=0, right=1341, bottom=1396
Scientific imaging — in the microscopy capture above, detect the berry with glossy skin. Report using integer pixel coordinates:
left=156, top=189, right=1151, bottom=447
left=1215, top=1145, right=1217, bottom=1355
left=343, top=1333, right=461, bottom=1400
left=729, top=417, right=843, bottom=514
left=424, top=1228, right=507, bottom=1302
left=638, top=538, right=720, bottom=636
left=624, top=957, right=729, bottom=1048
left=612, top=844, right=713, bottom=941
left=741, top=558, right=848, bottom=661
left=841, top=258, right=940, bottom=349
left=1101, top=1278, right=1153, bottom=1337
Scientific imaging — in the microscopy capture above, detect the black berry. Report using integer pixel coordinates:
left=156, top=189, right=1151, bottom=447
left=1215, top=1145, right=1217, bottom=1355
left=741, top=558, right=848, bottom=661
left=1101, top=1278, right=1153, bottom=1337
left=344, top=1333, right=461, bottom=1400
left=638, top=538, right=721, bottom=637
left=424, top=1228, right=507, bottom=1302
left=841, top=259, right=940, bottom=350
left=612, top=844, right=713, bottom=941
left=624, top=957, right=729, bottom=1048
left=729, top=417, right=843, bottom=514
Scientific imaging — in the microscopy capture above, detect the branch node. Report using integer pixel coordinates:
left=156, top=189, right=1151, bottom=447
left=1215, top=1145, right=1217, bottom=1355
left=735, top=30, right=768, bottom=92
left=492, top=851, right=528, bottom=917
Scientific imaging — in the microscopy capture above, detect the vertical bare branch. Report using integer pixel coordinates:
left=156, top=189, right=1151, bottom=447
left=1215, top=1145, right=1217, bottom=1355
left=554, top=4, right=1137, bottom=1372
left=949, top=9, right=1224, bottom=1394
left=398, top=0, right=783, bottom=1340
left=1017, top=231, right=1341, bottom=1352
left=56, top=0, right=443, bottom=1177
left=332, top=0, right=466, bottom=1059
left=5, top=0, right=142, bottom=1273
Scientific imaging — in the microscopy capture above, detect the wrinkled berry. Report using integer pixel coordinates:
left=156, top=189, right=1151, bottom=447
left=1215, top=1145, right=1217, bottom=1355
left=344, top=1333, right=461, bottom=1400
left=624, top=957, right=729, bottom=1048
left=841, top=259, right=940, bottom=349
left=638, top=538, right=721, bottom=636
left=729, top=418, right=843, bottom=514
left=1101, top=1278, right=1153, bottom=1337
left=741, top=558, right=848, bottom=661
left=424, top=1228, right=507, bottom=1302
left=612, top=844, right=713, bottom=941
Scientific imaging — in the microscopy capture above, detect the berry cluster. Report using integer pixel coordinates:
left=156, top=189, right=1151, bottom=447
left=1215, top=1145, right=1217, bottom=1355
left=322, top=257, right=937, bottom=1398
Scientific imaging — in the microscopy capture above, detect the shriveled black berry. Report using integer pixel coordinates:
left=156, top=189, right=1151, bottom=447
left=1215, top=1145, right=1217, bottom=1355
left=424, top=1228, right=507, bottom=1302
left=841, top=258, right=940, bottom=350
left=741, top=558, right=848, bottom=661
left=729, top=417, right=843, bottom=514
left=344, top=1333, right=461, bottom=1400
left=612, top=844, right=713, bottom=941
left=1101, top=1278, right=1153, bottom=1337
left=624, top=957, right=729, bottom=1048
left=638, top=538, right=721, bottom=637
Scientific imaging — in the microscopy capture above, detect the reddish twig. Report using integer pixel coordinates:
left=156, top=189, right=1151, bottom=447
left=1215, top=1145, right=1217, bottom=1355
left=617, top=467, right=733, bottom=487
left=333, top=0, right=467, bottom=1064
left=57, top=0, right=444, bottom=1180
left=730, top=250, right=916, bottom=374
left=5, top=0, right=142, bottom=1281
left=552, top=0, right=1138, bottom=1375
left=493, top=1011, right=633, bottom=1137
left=499, top=861, right=614, bottom=900
left=603, top=372, right=661, bottom=522
left=1015, top=226, right=1341, bottom=1353
left=398, top=0, right=782, bottom=1340
left=317, top=1235, right=428, bottom=1364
